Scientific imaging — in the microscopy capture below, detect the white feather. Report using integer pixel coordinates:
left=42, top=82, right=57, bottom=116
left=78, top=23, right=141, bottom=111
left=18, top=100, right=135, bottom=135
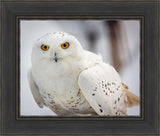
left=78, top=62, right=126, bottom=116
left=28, top=69, right=44, bottom=108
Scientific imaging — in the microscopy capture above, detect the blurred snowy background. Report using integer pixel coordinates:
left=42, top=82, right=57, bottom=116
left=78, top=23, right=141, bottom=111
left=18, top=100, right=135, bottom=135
left=20, top=20, right=140, bottom=116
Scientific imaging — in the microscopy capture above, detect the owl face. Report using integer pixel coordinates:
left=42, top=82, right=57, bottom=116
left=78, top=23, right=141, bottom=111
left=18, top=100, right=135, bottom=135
left=32, top=32, right=84, bottom=64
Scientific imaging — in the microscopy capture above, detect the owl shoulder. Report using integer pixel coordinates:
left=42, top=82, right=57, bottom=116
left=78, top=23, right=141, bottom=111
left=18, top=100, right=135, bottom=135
left=84, top=50, right=102, bottom=65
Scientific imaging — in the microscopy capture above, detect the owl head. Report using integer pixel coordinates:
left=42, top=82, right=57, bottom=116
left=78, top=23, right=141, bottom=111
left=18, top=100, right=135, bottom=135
left=32, top=32, right=84, bottom=65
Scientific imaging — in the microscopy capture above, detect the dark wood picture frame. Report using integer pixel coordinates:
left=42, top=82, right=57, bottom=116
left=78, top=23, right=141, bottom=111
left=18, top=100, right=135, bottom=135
left=0, top=0, right=159, bottom=135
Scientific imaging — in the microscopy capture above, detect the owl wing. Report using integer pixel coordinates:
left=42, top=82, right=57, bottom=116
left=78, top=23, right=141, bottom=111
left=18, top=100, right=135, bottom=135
left=28, top=69, right=45, bottom=108
left=78, top=62, right=127, bottom=116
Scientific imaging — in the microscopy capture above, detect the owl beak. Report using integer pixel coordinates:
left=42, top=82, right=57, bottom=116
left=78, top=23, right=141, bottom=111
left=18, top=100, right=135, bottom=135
left=54, top=52, right=58, bottom=63
left=54, top=56, right=58, bottom=62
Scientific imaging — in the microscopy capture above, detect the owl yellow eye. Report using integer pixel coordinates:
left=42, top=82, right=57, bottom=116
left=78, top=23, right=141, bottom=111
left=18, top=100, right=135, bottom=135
left=41, top=44, right=49, bottom=51
left=61, top=42, right=69, bottom=49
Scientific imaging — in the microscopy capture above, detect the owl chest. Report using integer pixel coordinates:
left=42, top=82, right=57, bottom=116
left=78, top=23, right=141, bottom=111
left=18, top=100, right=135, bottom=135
left=34, top=70, right=78, bottom=92
left=34, top=72, right=88, bottom=108
left=32, top=62, right=92, bottom=112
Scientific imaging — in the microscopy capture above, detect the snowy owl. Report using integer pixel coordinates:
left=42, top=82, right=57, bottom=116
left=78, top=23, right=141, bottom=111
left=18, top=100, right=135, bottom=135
left=28, top=32, right=139, bottom=116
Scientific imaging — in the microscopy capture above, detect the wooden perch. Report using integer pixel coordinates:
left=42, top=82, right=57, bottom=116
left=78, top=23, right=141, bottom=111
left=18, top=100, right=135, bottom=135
left=122, top=83, right=140, bottom=108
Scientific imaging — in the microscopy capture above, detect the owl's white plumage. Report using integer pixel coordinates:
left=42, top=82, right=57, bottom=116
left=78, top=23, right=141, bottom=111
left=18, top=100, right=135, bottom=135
left=28, top=32, right=139, bottom=116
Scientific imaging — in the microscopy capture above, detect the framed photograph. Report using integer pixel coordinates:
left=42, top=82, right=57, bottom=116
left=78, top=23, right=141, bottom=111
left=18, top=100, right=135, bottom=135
left=0, top=0, right=159, bottom=135
left=20, top=19, right=141, bottom=118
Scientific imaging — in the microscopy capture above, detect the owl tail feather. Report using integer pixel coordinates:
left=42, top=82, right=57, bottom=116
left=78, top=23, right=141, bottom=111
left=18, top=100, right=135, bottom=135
left=122, top=83, right=140, bottom=108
